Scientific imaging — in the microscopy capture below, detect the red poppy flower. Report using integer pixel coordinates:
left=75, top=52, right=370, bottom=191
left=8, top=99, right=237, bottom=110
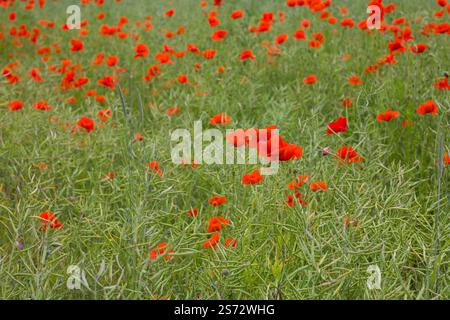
left=174, top=74, right=188, bottom=84
left=70, top=39, right=84, bottom=52
left=416, top=100, right=438, bottom=116
left=310, top=181, right=328, bottom=191
left=211, top=29, right=228, bottom=41
left=75, top=77, right=89, bottom=88
left=77, top=117, right=95, bottom=133
left=147, top=161, right=163, bottom=176
left=328, top=16, right=338, bottom=24
left=293, top=29, right=306, bottom=40
left=9, top=100, right=24, bottom=111
left=97, top=75, right=116, bottom=89
left=207, top=216, right=229, bottom=232
left=149, top=242, right=174, bottom=261
left=288, top=175, right=309, bottom=190
left=348, top=75, right=363, bottom=85
left=165, top=9, right=175, bottom=17
left=275, top=33, right=288, bottom=45
left=33, top=100, right=52, bottom=111
left=208, top=15, right=220, bottom=28
left=187, top=208, right=198, bottom=217
left=134, top=43, right=149, bottom=58
left=434, top=75, right=450, bottom=90
left=98, top=107, right=112, bottom=121
left=92, top=52, right=105, bottom=65
left=285, top=194, right=295, bottom=207
left=326, top=116, right=347, bottom=135
left=106, top=55, right=119, bottom=67
left=410, top=43, right=428, bottom=54
left=443, top=152, right=450, bottom=165
left=336, top=146, right=363, bottom=164
left=230, top=10, right=244, bottom=19
left=242, top=170, right=263, bottom=185
left=134, top=132, right=144, bottom=142
left=240, top=49, right=255, bottom=60
left=203, top=232, right=220, bottom=249
left=300, top=19, right=310, bottom=28
left=166, top=106, right=181, bottom=117
left=224, top=238, right=238, bottom=248
left=30, top=68, right=44, bottom=82
left=376, top=109, right=400, bottom=122
left=153, top=52, right=171, bottom=65
left=285, top=192, right=307, bottom=207
left=340, top=18, right=355, bottom=28
left=278, top=143, right=303, bottom=161
left=209, top=113, right=231, bottom=125
left=203, top=49, right=217, bottom=59
left=303, top=74, right=317, bottom=84
left=38, top=211, right=63, bottom=230
left=209, top=196, right=227, bottom=207
left=342, top=98, right=352, bottom=108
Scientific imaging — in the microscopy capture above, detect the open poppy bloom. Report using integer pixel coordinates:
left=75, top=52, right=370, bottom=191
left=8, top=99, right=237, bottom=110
left=410, top=43, right=428, bottom=54
left=416, top=100, right=438, bottom=115
left=209, top=113, right=231, bottom=125
left=149, top=242, right=174, bottom=261
left=209, top=196, right=227, bottom=207
left=340, top=18, right=355, bottom=28
left=70, top=39, right=84, bottom=52
left=77, top=117, right=95, bottom=133
left=177, top=74, right=188, bottom=84
left=166, top=106, right=181, bottom=117
left=240, top=49, right=255, bottom=60
left=207, top=216, right=229, bottom=232
left=165, top=9, right=175, bottom=17
left=376, top=109, right=400, bottom=122
left=203, top=232, right=220, bottom=249
left=326, top=117, right=347, bottom=135
left=310, top=181, right=328, bottom=191
left=348, top=75, right=363, bottom=85
left=9, top=100, right=24, bottom=111
left=434, top=75, right=450, bottom=90
left=134, top=43, right=149, bottom=58
left=275, top=33, right=288, bottom=44
left=97, top=75, right=116, bottom=89
left=242, top=170, right=263, bottom=185
left=336, top=146, right=363, bottom=164
left=211, top=29, right=228, bottom=41
left=303, top=74, right=317, bottom=84
left=278, top=143, right=303, bottom=161
left=187, top=208, right=198, bottom=217
left=293, top=29, right=306, bottom=40
left=38, top=211, right=63, bottom=230
left=230, top=10, right=244, bottom=19
left=33, top=100, right=52, bottom=111
left=106, top=55, right=119, bottom=67
left=203, top=49, right=216, bottom=59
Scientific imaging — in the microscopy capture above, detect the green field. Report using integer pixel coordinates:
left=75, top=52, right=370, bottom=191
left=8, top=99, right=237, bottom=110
left=0, top=0, right=449, bottom=299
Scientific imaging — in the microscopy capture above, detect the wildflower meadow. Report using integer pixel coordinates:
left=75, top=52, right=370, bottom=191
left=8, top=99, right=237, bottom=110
left=0, top=0, right=449, bottom=300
